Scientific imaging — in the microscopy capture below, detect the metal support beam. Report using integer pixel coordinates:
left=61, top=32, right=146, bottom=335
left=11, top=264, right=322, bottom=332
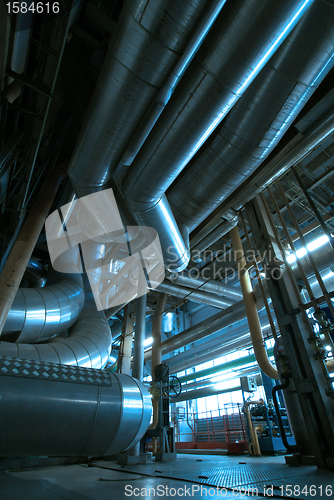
left=245, top=195, right=334, bottom=469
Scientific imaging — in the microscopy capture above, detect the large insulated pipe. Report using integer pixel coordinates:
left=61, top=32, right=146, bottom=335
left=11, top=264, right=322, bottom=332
left=2, top=273, right=84, bottom=343
left=0, top=291, right=112, bottom=369
left=0, top=164, right=66, bottom=334
left=122, top=0, right=314, bottom=255
left=0, top=356, right=151, bottom=457
left=169, top=0, right=334, bottom=233
left=230, top=226, right=278, bottom=380
left=119, top=0, right=228, bottom=168
left=68, top=0, right=213, bottom=197
left=21, top=257, right=47, bottom=288
left=155, top=279, right=235, bottom=308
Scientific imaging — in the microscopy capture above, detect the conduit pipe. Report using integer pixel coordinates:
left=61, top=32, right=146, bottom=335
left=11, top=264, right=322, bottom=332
left=230, top=226, right=278, bottom=380
left=68, top=0, right=213, bottom=197
left=3, top=272, right=84, bottom=343
left=169, top=0, right=334, bottom=232
left=192, top=218, right=238, bottom=254
left=0, top=163, right=67, bottom=334
left=128, top=285, right=147, bottom=457
left=155, top=279, right=235, bottom=309
left=144, top=300, right=248, bottom=361
left=177, top=349, right=274, bottom=385
left=0, top=356, right=151, bottom=457
left=122, top=0, right=314, bottom=252
left=166, top=270, right=242, bottom=300
left=166, top=324, right=273, bottom=375
left=0, top=290, right=112, bottom=369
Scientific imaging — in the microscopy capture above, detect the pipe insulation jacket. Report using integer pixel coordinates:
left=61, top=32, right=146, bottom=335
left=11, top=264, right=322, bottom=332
left=2, top=273, right=84, bottom=343
left=69, top=0, right=213, bottom=197
left=123, top=0, right=315, bottom=234
left=169, top=0, right=334, bottom=232
left=0, top=291, right=112, bottom=369
left=0, top=356, right=151, bottom=457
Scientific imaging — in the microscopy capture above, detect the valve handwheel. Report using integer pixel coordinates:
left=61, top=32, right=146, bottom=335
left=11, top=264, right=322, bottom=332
left=169, top=375, right=182, bottom=398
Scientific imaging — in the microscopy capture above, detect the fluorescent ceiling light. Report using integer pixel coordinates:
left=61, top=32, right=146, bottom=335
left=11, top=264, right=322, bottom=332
left=286, top=234, right=329, bottom=263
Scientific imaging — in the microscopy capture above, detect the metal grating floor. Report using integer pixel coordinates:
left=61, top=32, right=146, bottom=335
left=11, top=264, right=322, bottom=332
left=93, top=455, right=334, bottom=500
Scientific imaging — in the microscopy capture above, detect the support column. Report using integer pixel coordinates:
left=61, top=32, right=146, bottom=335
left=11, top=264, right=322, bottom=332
left=0, top=164, right=66, bottom=334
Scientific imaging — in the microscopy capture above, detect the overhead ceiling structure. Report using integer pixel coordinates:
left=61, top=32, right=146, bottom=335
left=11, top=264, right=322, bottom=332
left=0, top=0, right=334, bottom=467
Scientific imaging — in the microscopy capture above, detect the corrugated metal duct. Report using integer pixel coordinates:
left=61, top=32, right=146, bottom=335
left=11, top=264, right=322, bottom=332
left=168, top=0, right=334, bottom=232
left=122, top=0, right=315, bottom=265
left=2, top=273, right=84, bottom=344
left=0, top=287, right=111, bottom=369
left=68, top=0, right=213, bottom=197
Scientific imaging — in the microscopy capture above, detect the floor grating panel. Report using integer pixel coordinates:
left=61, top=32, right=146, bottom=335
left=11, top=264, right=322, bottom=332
left=93, top=457, right=333, bottom=500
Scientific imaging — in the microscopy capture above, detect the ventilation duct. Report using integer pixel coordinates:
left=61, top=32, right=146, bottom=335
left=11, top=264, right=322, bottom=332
left=0, top=356, right=151, bottom=457
left=122, top=0, right=314, bottom=259
left=0, top=286, right=111, bottom=369
left=2, top=273, right=84, bottom=343
left=21, top=257, right=47, bottom=288
left=68, top=0, right=213, bottom=197
left=168, top=0, right=334, bottom=232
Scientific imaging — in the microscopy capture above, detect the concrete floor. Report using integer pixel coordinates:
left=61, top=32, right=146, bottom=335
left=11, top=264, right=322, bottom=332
left=0, top=454, right=332, bottom=500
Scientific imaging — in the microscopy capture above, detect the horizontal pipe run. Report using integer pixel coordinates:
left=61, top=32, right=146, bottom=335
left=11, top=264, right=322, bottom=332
left=155, top=279, right=235, bottom=308
left=178, top=348, right=274, bottom=385
left=166, top=270, right=243, bottom=300
left=192, top=218, right=238, bottom=253
left=169, top=0, right=334, bottom=232
left=0, top=356, right=151, bottom=457
left=144, top=300, right=248, bottom=360
left=191, top=105, right=334, bottom=245
left=166, top=325, right=273, bottom=374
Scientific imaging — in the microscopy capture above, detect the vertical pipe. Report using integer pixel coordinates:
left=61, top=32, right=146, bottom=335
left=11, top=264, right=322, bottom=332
left=230, top=225, right=278, bottom=379
left=149, top=293, right=167, bottom=432
left=117, top=303, right=135, bottom=375
left=128, top=282, right=147, bottom=457
left=0, top=163, right=67, bottom=334
left=151, top=293, right=167, bottom=373
left=132, top=295, right=147, bottom=382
